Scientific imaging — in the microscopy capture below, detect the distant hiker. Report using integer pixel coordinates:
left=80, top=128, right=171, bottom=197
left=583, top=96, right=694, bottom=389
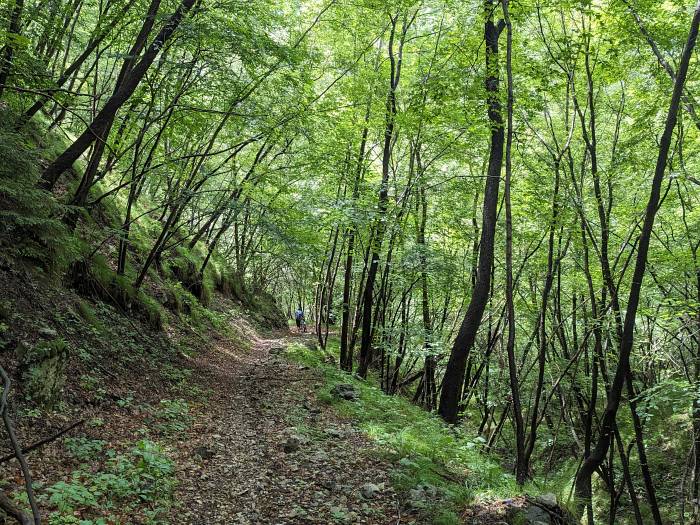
left=294, top=307, right=305, bottom=333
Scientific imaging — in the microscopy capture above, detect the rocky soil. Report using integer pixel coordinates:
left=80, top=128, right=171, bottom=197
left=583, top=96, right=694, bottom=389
left=171, top=330, right=407, bottom=524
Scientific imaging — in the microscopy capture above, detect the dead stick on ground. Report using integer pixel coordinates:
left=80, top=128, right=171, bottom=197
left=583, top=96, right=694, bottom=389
left=0, top=419, right=85, bottom=464
left=0, top=491, right=31, bottom=525
left=0, top=365, right=42, bottom=525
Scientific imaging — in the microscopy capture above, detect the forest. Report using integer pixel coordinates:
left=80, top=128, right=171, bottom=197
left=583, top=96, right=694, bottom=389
left=1, top=0, right=700, bottom=523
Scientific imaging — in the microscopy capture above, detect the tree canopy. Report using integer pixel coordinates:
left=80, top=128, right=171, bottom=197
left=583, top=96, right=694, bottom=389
left=2, top=0, right=700, bottom=522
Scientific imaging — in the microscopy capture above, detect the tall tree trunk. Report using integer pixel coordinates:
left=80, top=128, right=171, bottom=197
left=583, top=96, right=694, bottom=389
left=575, top=0, right=700, bottom=504
left=71, top=0, right=162, bottom=206
left=438, top=1, right=505, bottom=423
left=357, top=10, right=412, bottom=377
left=501, top=0, right=526, bottom=484
left=572, top=20, right=662, bottom=522
left=415, top=146, right=435, bottom=409
left=340, top=102, right=370, bottom=371
left=0, top=0, right=25, bottom=99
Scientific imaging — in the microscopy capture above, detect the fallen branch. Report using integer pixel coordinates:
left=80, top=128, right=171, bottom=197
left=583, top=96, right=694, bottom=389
left=0, top=419, right=85, bottom=465
left=0, top=365, right=42, bottom=525
left=0, top=491, right=31, bottom=525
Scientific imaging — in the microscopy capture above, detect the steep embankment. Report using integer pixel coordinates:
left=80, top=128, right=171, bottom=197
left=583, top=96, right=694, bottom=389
left=0, top=261, right=401, bottom=524
left=0, top=263, right=220, bottom=521
left=0, top=253, right=405, bottom=524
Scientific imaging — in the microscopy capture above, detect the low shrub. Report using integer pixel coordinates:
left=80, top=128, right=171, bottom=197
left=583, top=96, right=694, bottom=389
left=153, top=398, right=191, bottom=435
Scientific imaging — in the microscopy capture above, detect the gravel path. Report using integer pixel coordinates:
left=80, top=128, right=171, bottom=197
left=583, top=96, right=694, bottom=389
left=171, top=330, right=405, bottom=524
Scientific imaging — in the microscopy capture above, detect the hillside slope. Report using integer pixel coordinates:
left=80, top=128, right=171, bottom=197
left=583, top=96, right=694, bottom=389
left=0, top=265, right=563, bottom=525
left=0, top=258, right=283, bottom=523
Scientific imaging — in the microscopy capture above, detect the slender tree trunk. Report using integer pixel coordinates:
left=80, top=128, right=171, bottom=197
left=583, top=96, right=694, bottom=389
left=614, top=427, right=644, bottom=524
left=358, top=11, right=411, bottom=377
left=438, top=1, right=505, bottom=423
left=575, top=0, right=700, bottom=503
left=117, top=189, right=136, bottom=275
left=41, top=0, right=196, bottom=189
left=71, top=0, right=162, bottom=206
left=0, top=0, right=25, bottom=99
left=415, top=147, right=435, bottom=409
left=501, top=0, right=526, bottom=484
left=572, top=21, right=664, bottom=521
left=318, top=225, right=340, bottom=348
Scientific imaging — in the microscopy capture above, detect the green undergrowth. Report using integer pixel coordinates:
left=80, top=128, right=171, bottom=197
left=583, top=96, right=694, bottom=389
left=0, top=112, right=81, bottom=274
left=43, top=438, right=175, bottom=525
left=0, top=107, right=283, bottom=522
left=285, top=341, right=571, bottom=523
left=9, top=395, right=191, bottom=524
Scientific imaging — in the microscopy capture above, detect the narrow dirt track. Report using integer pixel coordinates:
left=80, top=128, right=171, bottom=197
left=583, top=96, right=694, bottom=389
left=171, top=328, right=407, bottom=525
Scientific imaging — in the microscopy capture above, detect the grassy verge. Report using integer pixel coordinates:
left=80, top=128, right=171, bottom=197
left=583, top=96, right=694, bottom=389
left=285, top=341, right=516, bottom=524
left=286, top=340, right=578, bottom=523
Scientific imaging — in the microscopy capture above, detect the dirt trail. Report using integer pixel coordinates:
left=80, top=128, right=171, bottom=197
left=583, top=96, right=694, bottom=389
left=171, top=328, right=405, bottom=524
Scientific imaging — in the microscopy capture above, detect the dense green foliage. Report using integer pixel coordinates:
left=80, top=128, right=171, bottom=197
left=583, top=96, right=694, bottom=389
left=2, top=0, right=700, bottom=522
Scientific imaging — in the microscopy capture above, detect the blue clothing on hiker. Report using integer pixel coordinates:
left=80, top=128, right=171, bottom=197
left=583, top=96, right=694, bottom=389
left=295, top=309, right=304, bottom=320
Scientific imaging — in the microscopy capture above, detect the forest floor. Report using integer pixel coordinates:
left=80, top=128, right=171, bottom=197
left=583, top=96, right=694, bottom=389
left=0, top=264, right=527, bottom=524
left=169, top=328, right=408, bottom=525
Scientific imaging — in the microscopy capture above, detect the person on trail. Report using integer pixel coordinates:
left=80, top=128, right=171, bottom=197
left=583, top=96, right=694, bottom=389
left=294, top=307, right=305, bottom=333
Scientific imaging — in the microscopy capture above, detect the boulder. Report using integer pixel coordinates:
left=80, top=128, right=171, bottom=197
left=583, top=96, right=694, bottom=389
left=504, top=495, right=576, bottom=525
left=320, top=479, right=337, bottom=491
left=407, top=483, right=440, bottom=510
left=302, top=399, right=321, bottom=414
left=193, top=445, right=216, bottom=460
left=331, top=383, right=359, bottom=401
left=535, top=493, right=558, bottom=508
left=360, top=482, right=380, bottom=499
left=524, top=505, right=551, bottom=524
left=506, top=503, right=550, bottom=525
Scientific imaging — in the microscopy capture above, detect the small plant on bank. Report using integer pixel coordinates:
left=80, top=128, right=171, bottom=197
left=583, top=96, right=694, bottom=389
left=80, top=374, right=108, bottom=402
left=46, top=438, right=176, bottom=524
left=154, top=398, right=192, bottom=434
left=64, top=437, right=107, bottom=461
